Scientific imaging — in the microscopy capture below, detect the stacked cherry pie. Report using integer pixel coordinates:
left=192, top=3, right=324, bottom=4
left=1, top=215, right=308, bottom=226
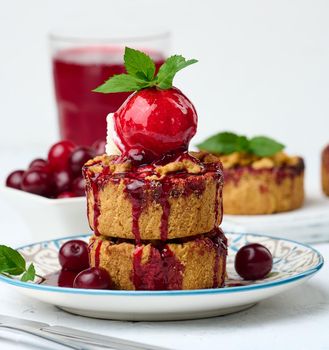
left=83, top=49, right=227, bottom=290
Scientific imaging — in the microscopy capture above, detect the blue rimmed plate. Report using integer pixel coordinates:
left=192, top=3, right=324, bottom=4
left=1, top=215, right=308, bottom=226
left=0, top=233, right=323, bottom=321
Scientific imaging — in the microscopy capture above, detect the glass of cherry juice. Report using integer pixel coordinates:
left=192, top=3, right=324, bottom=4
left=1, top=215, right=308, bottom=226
left=50, top=30, right=169, bottom=147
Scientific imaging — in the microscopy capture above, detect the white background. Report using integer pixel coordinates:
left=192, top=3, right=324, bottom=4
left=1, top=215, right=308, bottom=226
left=1, top=0, right=329, bottom=188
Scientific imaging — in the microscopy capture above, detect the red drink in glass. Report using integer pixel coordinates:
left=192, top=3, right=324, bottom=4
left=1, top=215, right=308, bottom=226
left=52, top=47, right=165, bottom=146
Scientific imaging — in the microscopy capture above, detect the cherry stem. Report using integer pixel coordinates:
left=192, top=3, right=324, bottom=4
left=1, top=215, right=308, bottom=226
left=36, top=273, right=46, bottom=283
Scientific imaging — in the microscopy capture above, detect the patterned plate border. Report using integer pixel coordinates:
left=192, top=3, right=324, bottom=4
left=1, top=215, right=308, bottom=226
left=0, top=232, right=323, bottom=297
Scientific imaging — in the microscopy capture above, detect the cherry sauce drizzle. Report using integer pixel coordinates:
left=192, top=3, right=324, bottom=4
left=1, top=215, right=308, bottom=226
left=84, top=151, right=226, bottom=290
left=132, top=243, right=184, bottom=290
left=94, top=240, right=103, bottom=268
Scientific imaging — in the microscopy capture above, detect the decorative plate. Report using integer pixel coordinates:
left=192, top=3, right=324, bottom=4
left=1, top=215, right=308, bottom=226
left=0, top=233, right=323, bottom=321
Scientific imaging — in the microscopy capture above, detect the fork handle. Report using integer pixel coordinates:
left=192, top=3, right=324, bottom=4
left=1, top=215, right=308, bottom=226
left=0, top=324, right=88, bottom=350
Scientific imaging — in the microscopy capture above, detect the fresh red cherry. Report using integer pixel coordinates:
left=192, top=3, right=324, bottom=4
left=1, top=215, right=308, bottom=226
left=69, top=147, right=95, bottom=177
left=92, top=139, right=106, bottom=156
left=57, top=191, right=76, bottom=199
left=72, top=177, right=86, bottom=197
left=6, top=170, right=25, bottom=190
left=235, top=243, right=273, bottom=280
left=29, top=158, right=49, bottom=171
left=73, top=267, right=112, bottom=289
left=53, top=170, right=72, bottom=194
left=113, top=87, right=197, bottom=162
left=59, top=240, right=89, bottom=271
left=58, top=269, right=79, bottom=288
left=48, top=140, right=75, bottom=172
left=21, top=169, right=53, bottom=196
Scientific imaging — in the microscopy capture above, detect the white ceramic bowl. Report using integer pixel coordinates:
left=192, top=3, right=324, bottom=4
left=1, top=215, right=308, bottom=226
left=0, top=186, right=90, bottom=242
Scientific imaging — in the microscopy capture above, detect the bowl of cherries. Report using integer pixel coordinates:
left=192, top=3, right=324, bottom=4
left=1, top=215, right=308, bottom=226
left=2, top=140, right=105, bottom=241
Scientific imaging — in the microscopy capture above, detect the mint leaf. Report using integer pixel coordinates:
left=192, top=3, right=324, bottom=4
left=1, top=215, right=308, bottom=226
left=0, top=245, right=39, bottom=282
left=124, top=47, right=155, bottom=81
left=93, top=47, right=198, bottom=93
left=21, top=263, right=36, bottom=282
left=0, top=245, right=26, bottom=275
left=249, top=136, right=284, bottom=157
left=93, top=74, right=150, bottom=93
left=156, top=55, right=198, bottom=89
left=236, top=135, right=250, bottom=152
left=197, top=132, right=244, bottom=154
left=197, top=132, right=285, bottom=157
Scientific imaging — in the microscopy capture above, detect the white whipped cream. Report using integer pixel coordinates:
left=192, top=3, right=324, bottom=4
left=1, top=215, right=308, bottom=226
left=106, top=113, right=121, bottom=156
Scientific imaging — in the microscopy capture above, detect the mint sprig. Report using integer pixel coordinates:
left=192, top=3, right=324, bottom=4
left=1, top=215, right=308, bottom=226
left=197, top=132, right=285, bottom=157
left=21, top=263, right=36, bottom=282
left=93, top=47, right=198, bottom=93
left=249, top=136, right=284, bottom=157
left=124, top=47, right=156, bottom=81
left=0, top=245, right=41, bottom=282
left=155, top=55, right=198, bottom=89
left=93, top=75, right=149, bottom=93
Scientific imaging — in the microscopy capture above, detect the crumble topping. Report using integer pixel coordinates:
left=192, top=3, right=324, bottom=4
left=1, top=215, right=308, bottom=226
left=218, top=151, right=301, bottom=170
left=156, top=158, right=202, bottom=177
left=84, top=152, right=222, bottom=180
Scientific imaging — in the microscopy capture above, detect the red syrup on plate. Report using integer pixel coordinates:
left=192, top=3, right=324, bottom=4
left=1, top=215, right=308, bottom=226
left=53, top=47, right=164, bottom=146
left=225, top=280, right=251, bottom=287
left=41, top=270, right=79, bottom=288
